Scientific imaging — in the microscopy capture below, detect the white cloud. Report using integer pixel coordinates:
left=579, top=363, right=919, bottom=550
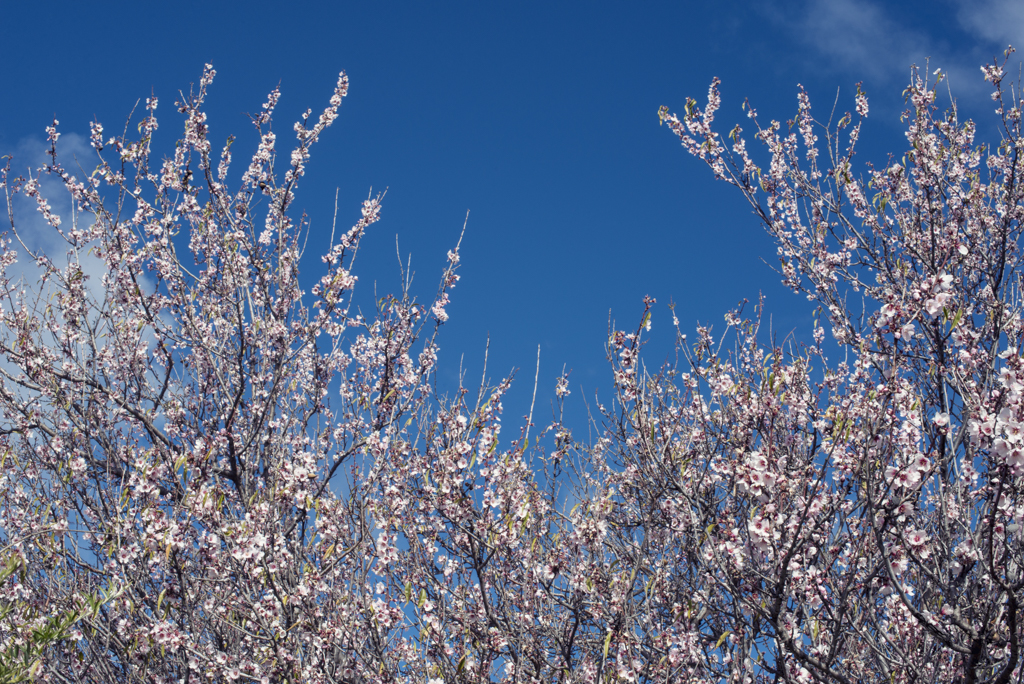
left=2, top=132, right=165, bottom=390
left=798, top=0, right=926, bottom=81
left=769, top=0, right=1022, bottom=112
left=6, top=133, right=114, bottom=311
left=955, top=0, right=1024, bottom=49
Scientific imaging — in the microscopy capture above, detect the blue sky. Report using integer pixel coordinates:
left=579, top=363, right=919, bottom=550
left=2, top=0, right=1021, bottom=430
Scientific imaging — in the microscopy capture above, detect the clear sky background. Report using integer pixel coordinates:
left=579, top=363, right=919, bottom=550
left=2, top=0, right=1021, bottom=433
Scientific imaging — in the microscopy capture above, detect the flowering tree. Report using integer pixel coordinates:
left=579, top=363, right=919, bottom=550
left=0, top=63, right=637, bottom=684
left=2, top=49, right=1023, bottom=684
left=0, top=65, right=472, bottom=683
left=643, top=47, right=1024, bottom=683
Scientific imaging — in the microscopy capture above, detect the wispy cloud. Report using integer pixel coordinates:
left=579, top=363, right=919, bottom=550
left=798, top=0, right=929, bottom=81
left=779, top=0, right=1019, bottom=106
left=954, top=0, right=1024, bottom=51
left=6, top=133, right=113, bottom=297
left=4, top=131, right=163, bottom=356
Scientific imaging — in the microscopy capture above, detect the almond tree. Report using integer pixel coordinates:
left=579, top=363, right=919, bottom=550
left=0, top=65, right=472, bottom=683
left=0, top=63, right=649, bottom=684
left=632, top=47, right=1024, bottom=683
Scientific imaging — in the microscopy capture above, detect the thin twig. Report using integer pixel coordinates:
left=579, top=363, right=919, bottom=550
left=525, top=344, right=540, bottom=443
